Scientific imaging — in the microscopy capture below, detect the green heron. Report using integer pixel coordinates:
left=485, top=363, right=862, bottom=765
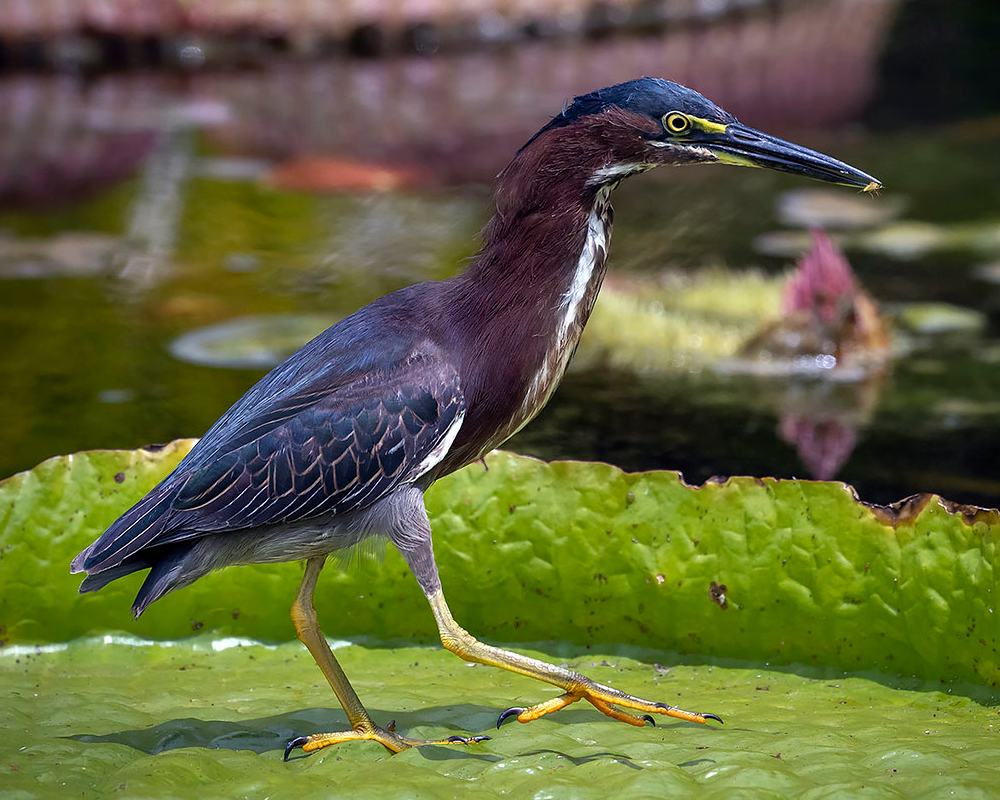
left=72, top=78, right=879, bottom=759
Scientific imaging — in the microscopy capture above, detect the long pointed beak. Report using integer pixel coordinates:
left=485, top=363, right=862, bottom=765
left=704, top=123, right=881, bottom=191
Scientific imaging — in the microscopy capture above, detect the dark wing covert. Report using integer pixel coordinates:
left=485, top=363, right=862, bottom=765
left=79, top=348, right=463, bottom=573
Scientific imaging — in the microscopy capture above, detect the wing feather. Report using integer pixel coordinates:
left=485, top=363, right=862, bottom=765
left=78, top=345, right=463, bottom=575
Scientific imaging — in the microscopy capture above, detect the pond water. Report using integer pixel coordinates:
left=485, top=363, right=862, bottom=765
left=2, top=4, right=1000, bottom=508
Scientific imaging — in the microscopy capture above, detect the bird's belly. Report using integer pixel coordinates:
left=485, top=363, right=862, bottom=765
left=194, top=511, right=379, bottom=572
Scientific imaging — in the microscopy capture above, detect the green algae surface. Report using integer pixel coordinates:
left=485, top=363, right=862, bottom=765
left=1, top=443, right=999, bottom=797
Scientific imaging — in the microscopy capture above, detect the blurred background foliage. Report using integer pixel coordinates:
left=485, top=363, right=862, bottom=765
left=1, top=0, right=1000, bottom=506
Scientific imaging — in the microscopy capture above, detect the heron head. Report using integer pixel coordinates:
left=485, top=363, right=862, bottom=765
left=524, top=77, right=881, bottom=192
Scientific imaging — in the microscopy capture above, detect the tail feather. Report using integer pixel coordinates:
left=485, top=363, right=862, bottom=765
left=77, top=556, right=155, bottom=594
left=72, top=481, right=206, bottom=615
left=76, top=536, right=208, bottom=618
left=131, top=546, right=197, bottom=617
left=74, top=486, right=179, bottom=575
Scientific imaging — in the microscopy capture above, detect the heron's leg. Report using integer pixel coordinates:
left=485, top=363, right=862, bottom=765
left=284, top=556, right=490, bottom=759
left=426, top=588, right=720, bottom=728
left=395, top=505, right=721, bottom=731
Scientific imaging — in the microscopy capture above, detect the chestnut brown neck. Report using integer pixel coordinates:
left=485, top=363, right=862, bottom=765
left=438, top=118, right=647, bottom=471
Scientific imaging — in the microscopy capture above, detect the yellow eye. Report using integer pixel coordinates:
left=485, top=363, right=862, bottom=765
left=663, top=112, right=691, bottom=135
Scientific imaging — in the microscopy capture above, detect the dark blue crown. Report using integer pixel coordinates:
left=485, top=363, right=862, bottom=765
left=522, top=77, right=735, bottom=150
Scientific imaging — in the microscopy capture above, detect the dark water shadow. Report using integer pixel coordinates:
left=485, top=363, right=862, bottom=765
left=515, top=748, right=645, bottom=771
left=69, top=704, right=500, bottom=762
left=67, top=699, right=721, bottom=765
left=677, top=758, right=716, bottom=768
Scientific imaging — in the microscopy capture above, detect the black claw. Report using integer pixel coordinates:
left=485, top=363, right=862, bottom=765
left=496, top=707, right=526, bottom=729
left=652, top=702, right=723, bottom=725
left=642, top=714, right=656, bottom=727
left=283, top=735, right=310, bottom=761
left=446, top=734, right=493, bottom=744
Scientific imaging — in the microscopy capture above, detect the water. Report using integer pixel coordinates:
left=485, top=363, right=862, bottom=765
left=2, top=4, right=1000, bottom=508
left=515, top=132, right=1000, bottom=506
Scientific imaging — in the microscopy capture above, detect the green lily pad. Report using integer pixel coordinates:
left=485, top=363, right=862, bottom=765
left=1, top=636, right=997, bottom=799
left=754, top=220, right=1000, bottom=261
left=1, top=442, right=997, bottom=687
left=1, top=444, right=998, bottom=797
left=168, top=313, right=337, bottom=369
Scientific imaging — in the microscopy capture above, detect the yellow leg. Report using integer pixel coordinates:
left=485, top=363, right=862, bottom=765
left=284, top=557, right=490, bottom=760
left=426, top=589, right=722, bottom=731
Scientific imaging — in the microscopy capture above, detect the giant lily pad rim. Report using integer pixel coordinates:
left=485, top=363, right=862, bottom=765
left=8, top=438, right=997, bottom=525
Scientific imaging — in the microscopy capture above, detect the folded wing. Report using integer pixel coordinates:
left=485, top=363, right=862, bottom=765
left=73, top=343, right=463, bottom=583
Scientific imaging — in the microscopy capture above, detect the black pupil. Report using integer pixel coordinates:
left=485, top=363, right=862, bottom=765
left=670, top=115, right=686, bottom=131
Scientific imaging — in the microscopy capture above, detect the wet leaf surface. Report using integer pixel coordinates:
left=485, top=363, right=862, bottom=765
left=2, top=443, right=999, bottom=795
left=1, top=636, right=997, bottom=799
left=1, top=443, right=998, bottom=689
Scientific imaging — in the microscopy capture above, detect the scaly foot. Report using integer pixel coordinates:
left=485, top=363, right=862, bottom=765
left=495, top=688, right=722, bottom=730
left=284, top=719, right=490, bottom=760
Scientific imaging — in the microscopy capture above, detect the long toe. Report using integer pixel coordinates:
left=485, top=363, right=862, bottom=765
left=284, top=725, right=491, bottom=759
left=493, top=685, right=720, bottom=731
left=652, top=702, right=723, bottom=725
left=446, top=734, right=492, bottom=744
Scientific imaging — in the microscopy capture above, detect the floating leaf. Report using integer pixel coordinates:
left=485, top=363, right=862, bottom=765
left=169, top=313, right=336, bottom=369
left=1, top=443, right=997, bottom=688
left=894, top=302, right=987, bottom=335
left=1, top=636, right=997, bottom=799
left=857, top=221, right=951, bottom=260
left=1, top=444, right=998, bottom=798
left=777, top=188, right=905, bottom=229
